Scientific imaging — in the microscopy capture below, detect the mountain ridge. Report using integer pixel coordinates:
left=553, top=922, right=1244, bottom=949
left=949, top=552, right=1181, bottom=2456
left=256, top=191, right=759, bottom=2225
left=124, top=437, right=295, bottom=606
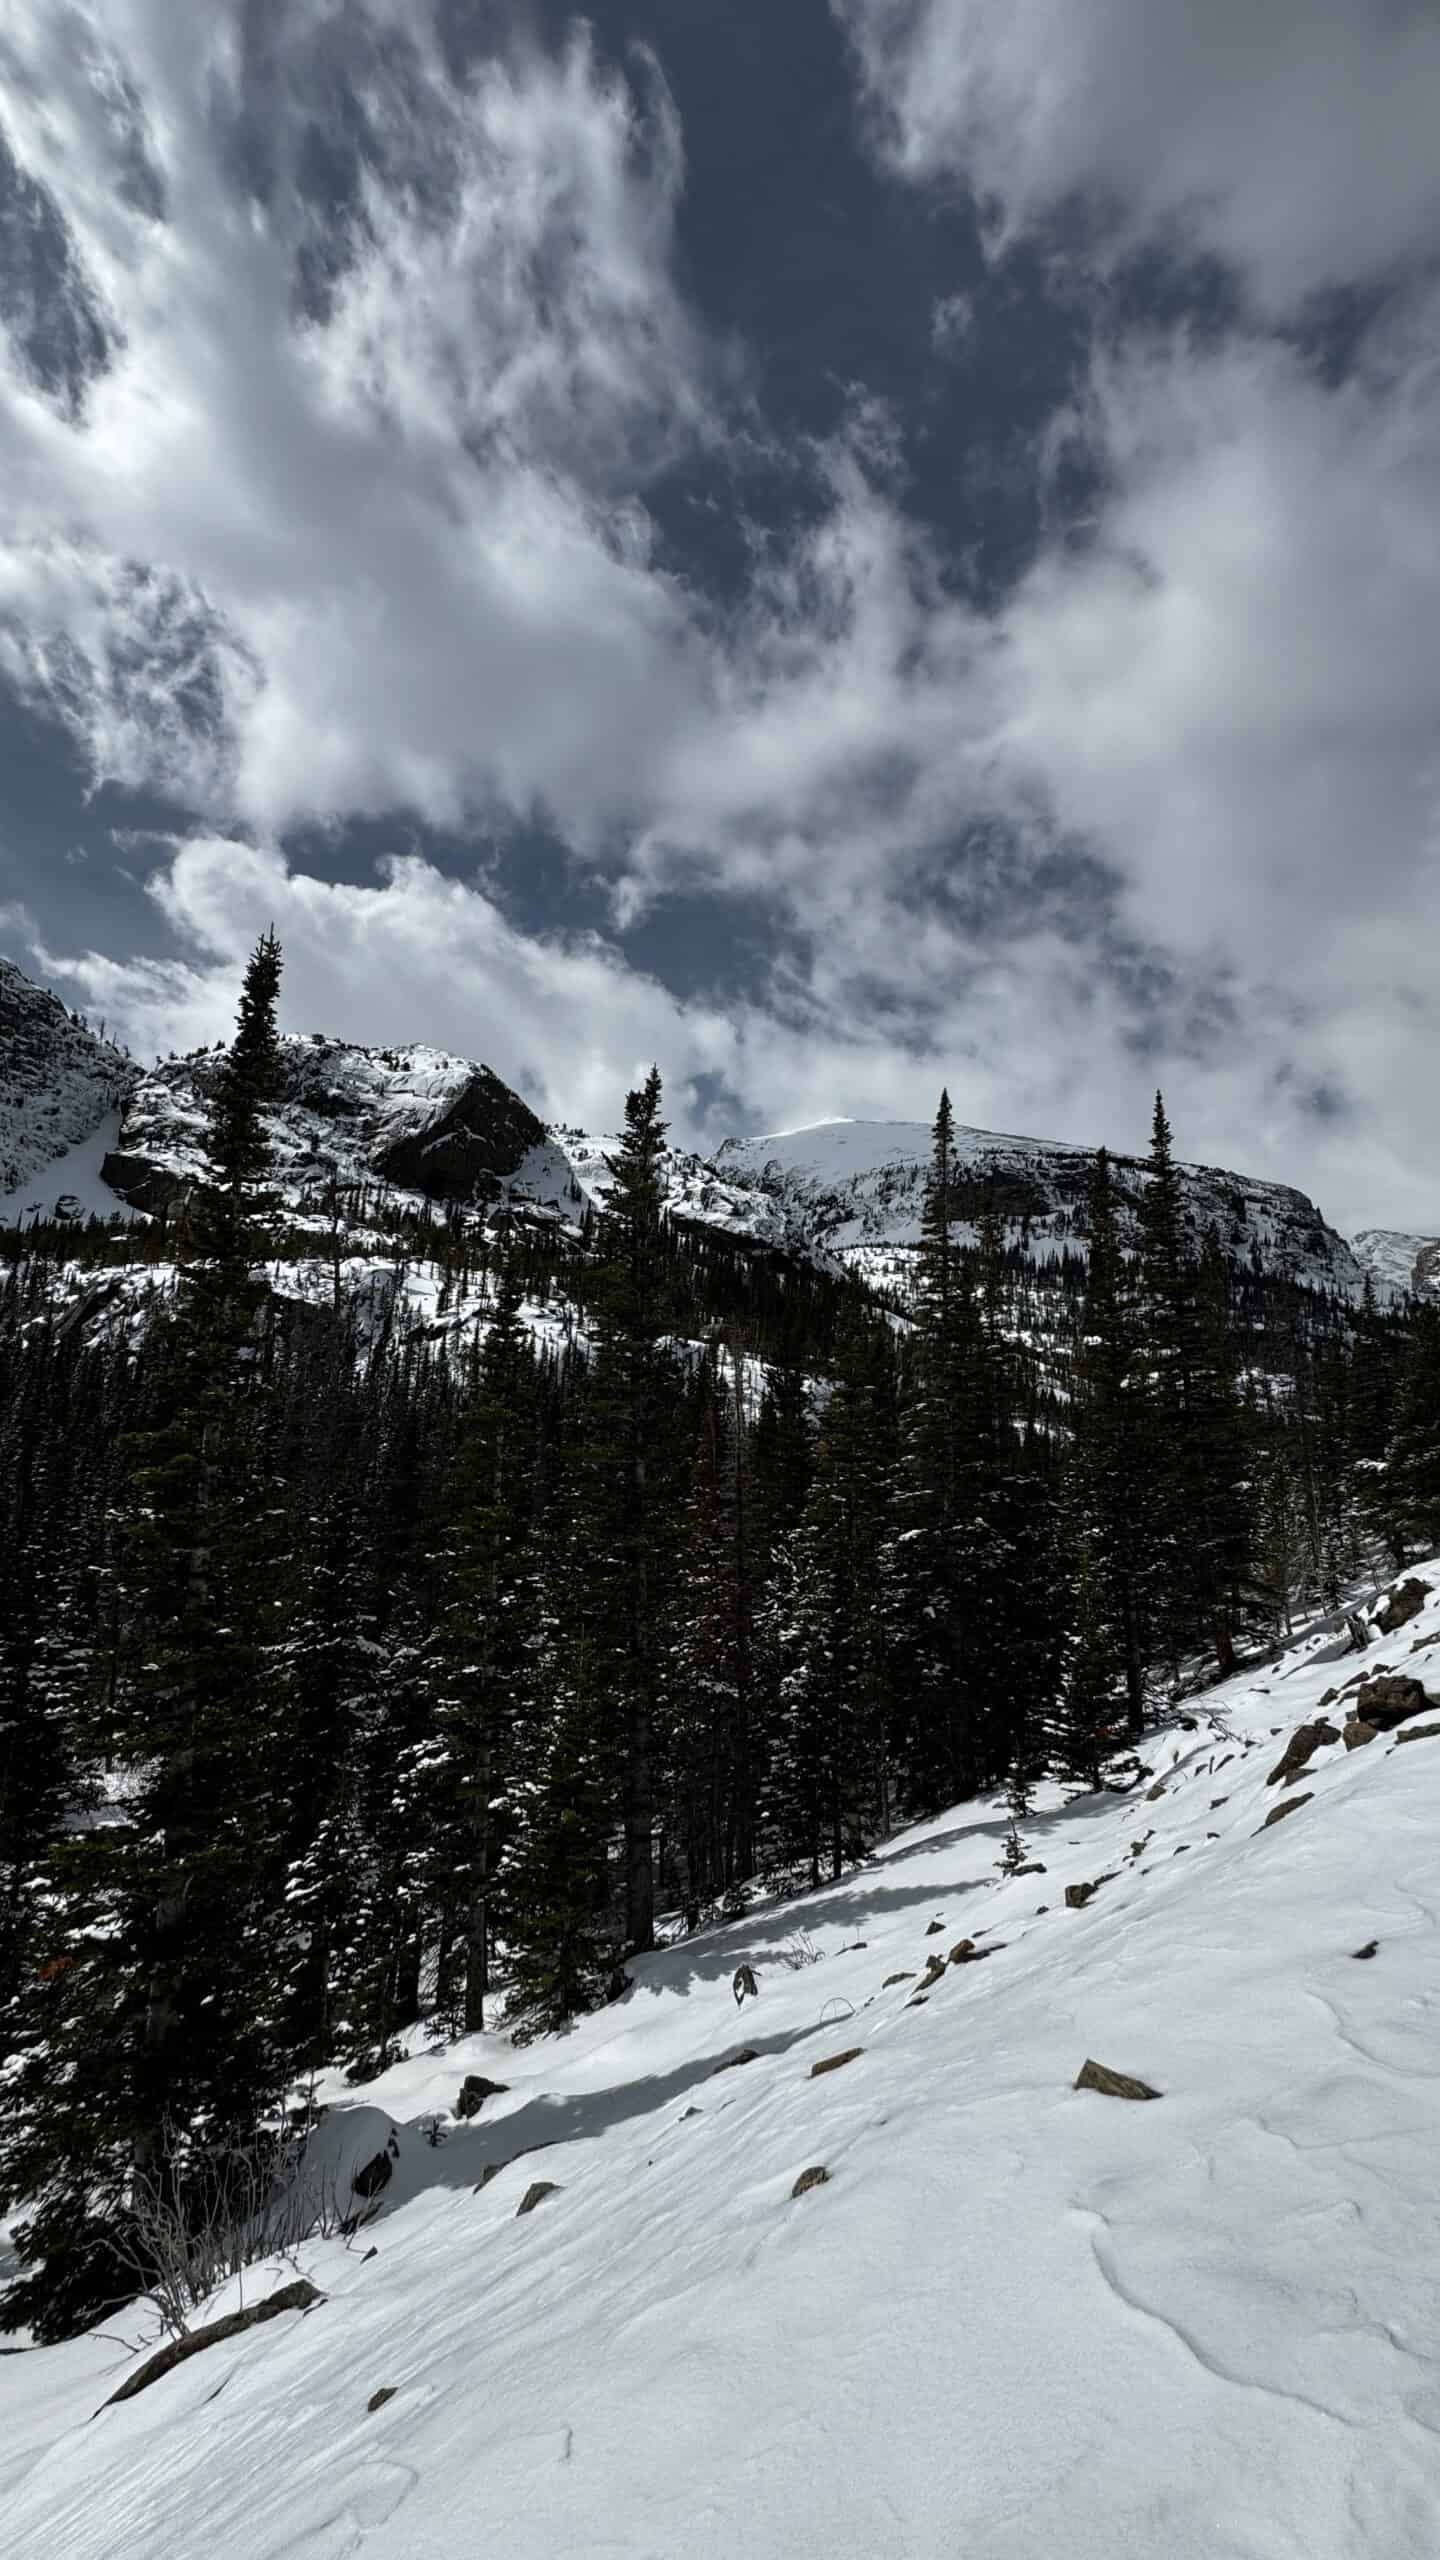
left=0, top=954, right=1432, bottom=1305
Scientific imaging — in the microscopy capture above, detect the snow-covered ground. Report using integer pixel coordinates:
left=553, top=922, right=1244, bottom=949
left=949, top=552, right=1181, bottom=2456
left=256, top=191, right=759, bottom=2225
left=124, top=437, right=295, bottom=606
left=0, top=1111, right=142, bottom=1227
left=6, top=1577, right=1440, bottom=2558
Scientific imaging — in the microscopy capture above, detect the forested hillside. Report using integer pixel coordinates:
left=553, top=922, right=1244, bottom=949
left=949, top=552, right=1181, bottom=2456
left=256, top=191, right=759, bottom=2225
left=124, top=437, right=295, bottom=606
left=2, top=936, right=1438, bottom=2347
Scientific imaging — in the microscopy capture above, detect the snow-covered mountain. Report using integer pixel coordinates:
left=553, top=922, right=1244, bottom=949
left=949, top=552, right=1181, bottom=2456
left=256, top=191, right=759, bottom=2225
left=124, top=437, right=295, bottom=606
left=0, top=960, right=136, bottom=1213
left=6, top=1569, right=1440, bottom=2560
left=1351, top=1229, right=1440, bottom=1303
left=0, top=955, right=1430, bottom=1309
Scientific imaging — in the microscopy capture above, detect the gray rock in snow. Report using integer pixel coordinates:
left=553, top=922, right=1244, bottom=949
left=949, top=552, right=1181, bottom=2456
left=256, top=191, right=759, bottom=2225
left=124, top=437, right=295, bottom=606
left=1265, top=1719, right=1340, bottom=1787
left=1374, top=1577, right=1428, bottom=1636
left=792, top=2166, right=830, bottom=2198
left=1353, top=1674, right=1438, bottom=1732
left=1343, top=1717, right=1378, bottom=1751
left=456, top=2074, right=510, bottom=2119
left=809, top=2047, right=863, bottom=2079
left=1074, top=2059, right=1162, bottom=2102
left=1258, top=1792, right=1312, bottom=1832
left=517, top=2181, right=561, bottom=2216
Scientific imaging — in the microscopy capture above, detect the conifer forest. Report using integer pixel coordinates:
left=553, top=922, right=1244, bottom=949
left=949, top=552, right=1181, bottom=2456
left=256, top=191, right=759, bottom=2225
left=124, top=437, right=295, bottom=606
left=1, top=936, right=1436, bottom=2345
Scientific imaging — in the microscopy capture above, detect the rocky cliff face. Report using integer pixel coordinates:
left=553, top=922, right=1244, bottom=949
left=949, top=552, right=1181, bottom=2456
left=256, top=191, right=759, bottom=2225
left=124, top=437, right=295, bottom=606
left=652, top=1118, right=1377, bottom=1304
left=0, top=959, right=136, bottom=1200
left=100, top=1034, right=553, bottom=1218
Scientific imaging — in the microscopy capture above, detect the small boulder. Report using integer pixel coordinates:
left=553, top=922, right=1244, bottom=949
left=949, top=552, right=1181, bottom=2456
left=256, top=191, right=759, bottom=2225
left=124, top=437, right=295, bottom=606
left=1258, top=1792, right=1312, bottom=1832
left=1065, top=1879, right=1104, bottom=1909
left=517, top=2181, right=560, bottom=2216
left=883, top=1971, right=914, bottom=1986
left=1265, top=1719, right=1340, bottom=1787
left=456, top=2074, right=509, bottom=2121
left=679, top=2105, right=703, bottom=2121
left=920, top=1952, right=947, bottom=1986
left=351, top=2143, right=396, bottom=2201
left=792, top=2165, right=830, bottom=2198
left=1074, top=2059, right=1162, bottom=2102
left=367, top=2387, right=397, bottom=2414
left=1353, top=1674, right=1438, bottom=1733
left=809, top=2047, right=863, bottom=2079
left=1375, top=1577, right=1427, bottom=1636
left=1352, top=1940, right=1379, bottom=1960
left=1343, top=1717, right=1378, bottom=1752
left=1393, top=1719, right=1440, bottom=1747
left=924, top=1920, right=946, bottom=1937
left=950, top=1940, right=1002, bottom=1965
left=1146, top=1781, right=1167, bottom=1802
left=711, top=2046, right=759, bottom=2075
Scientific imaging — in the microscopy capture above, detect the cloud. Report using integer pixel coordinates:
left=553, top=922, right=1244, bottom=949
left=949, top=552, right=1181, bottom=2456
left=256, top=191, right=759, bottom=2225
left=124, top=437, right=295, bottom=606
left=0, top=1, right=713, bottom=835
left=835, top=0, right=1440, bottom=311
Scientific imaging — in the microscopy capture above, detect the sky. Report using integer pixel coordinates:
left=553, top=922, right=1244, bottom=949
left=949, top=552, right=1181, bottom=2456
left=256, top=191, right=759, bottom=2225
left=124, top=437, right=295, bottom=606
left=0, top=0, right=1439, bottom=1227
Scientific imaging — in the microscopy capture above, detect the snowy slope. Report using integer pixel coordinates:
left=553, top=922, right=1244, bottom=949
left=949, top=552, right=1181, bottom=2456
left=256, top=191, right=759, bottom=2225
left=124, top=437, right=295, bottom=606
left=1351, top=1229, right=1440, bottom=1303
left=703, top=1116, right=1379, bottom=1303
left=0, top=959, right=135, bottom=1205
left=6, top=1578, right=1440, bottom=2559
left=0, top=1112, right=142, bottom=1228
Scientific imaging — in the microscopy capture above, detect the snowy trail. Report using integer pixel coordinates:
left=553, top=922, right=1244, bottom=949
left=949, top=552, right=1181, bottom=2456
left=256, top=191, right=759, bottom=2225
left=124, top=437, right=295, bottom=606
left=5, top=1591, right=1440, bottom=2558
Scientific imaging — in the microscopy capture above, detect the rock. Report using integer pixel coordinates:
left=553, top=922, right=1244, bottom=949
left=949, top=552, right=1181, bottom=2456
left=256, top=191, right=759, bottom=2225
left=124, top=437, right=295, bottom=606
left=732, top=1963, right=759, bottom=2008
left=1210, top=1797, right=1229, bottom=1809
left=361, top=2246, right=378, bottom=2262
left=1065, top=1879, right=1107, bottom=1909
left=1353, top=1674, right=1438, bottom=1733
left=102, top=2280, right=325, bottom=2408
left=1146, top=1781, right=1167, bottom=1802
left=1352, top=1940, right=1379, bottom=1960
left=882, top=1972, right=914, bottom=1986
left=455, top=2074, right=509, bottom=2120
left=711, top=2047, right=759, bottom=2075
left=1172, top=1844, right=1190, bottom=1855
left=950, top=1940, right=1002, bottom=1965
left=1375, top=1576, right=1428, bottom=1636
left=1129, top=1835, right=1152, bottom=1859
left=679, top=2105, right=703, bottom=2120
left=924, top=1920, right=946, bottom=1936
left=1393, top=1719, right=1440, bottom=1746
left=475, top=2161, right=506, bottom=2190
left=1265, top=1718, right=1340, bottom=1786
left=809, top=2047, right=863, bottom=2079
left=367, top=2387, right=397, bottom=2413
left=1011, top=1861, right=1046, bottom=1876
left=517, top=2181, right=560, bottom=2216
left=907, top=1995, right=930, bottom=2007
left=1258, top=1792, right=1312, bottom=1832
left=791, top=2165, right=830, bottom=2198
left=351, top=2142, right=396, bottom=2200
left=920, top=1952, right=947, bottom=1986
left=1074, top=2059, right=1162, bottom=2102
left=948, top=1939, right=976, bottom=1962
left=1343, top=1717, right=1378, bottom=1751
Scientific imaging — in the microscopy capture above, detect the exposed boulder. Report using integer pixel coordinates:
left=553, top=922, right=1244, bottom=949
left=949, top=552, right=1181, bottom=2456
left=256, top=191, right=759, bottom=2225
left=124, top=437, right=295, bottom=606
left=711, top=2047, right=759, bottom=2075
left=1353, top=1674, right=1438, bottom=1733
left=1374, top=1577, right=1428, bottom=1636
left=1265, top=1718, right=1340, bottom=1787
left=1352, top=1941, right=1379, bottom=1960
left=809, top=2047, right=863, bottom=2079
left=1074, top=2059, right=1162, bottom=2102
left=517, top=2181, right=560, bottom=2216
left=367, top=2387, right=397, bottom=2414
left=374, top=1065, right=545, bottom=1199
left=791, top=2166, right=830, bottom=2198
left=882, top=1971, right=914, bottom=1986
left=1343, top=1717, right=1378, bottom=1752
left=456, top=2074, right=509, bottom=2121
left=351, top=2141, right=396, bottom=2201
left=102, top=2280, right=324, bottom=2408
left=1393, top=1719, right=1440, bottom=1747
left=1258, top=1793, right=1312, bottom=1832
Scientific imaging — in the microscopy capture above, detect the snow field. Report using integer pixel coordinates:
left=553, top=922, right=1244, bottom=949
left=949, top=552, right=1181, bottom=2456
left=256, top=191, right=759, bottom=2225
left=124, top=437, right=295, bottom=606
left=4, top=1582, right=1440, bottom=2558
